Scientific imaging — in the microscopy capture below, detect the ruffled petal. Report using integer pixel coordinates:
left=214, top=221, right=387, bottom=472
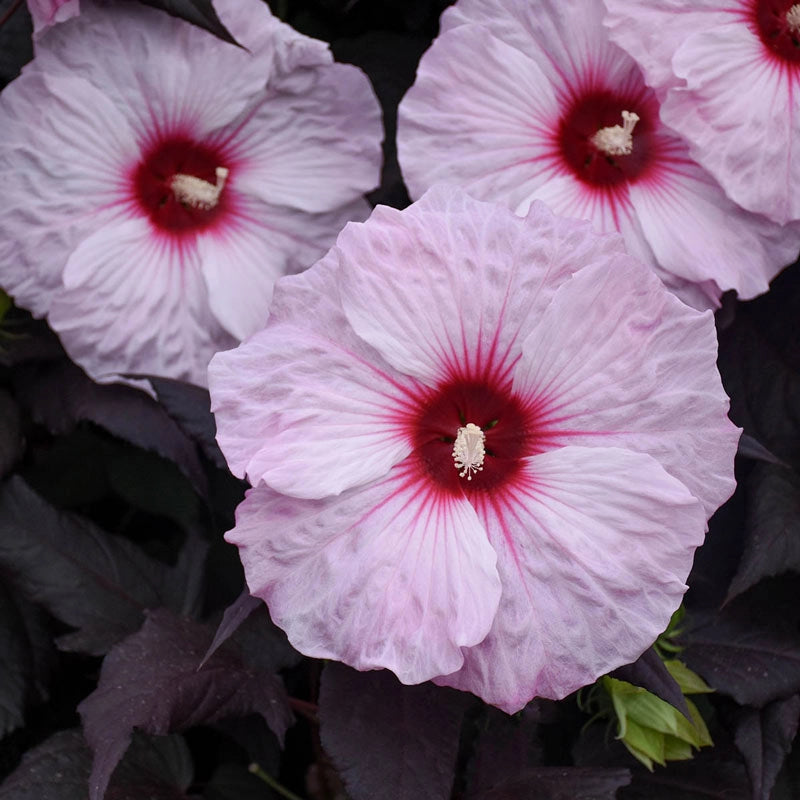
left=208, top=253, right=419, bottom=495
left=0, top=71, right=138, bottom=315
left=226, top=62, right=382, bottom=213
left=662, top=24, right=800, bottom=224
left=47, top=217, right=235, bottom=385
left=513, top=255, right=739, bottom=516
left=603, top=0, right=733, bottom=92
left=228, top=462, right=502, bottom=683
left=629, top=140, right=800, bottom=297
left=437, top=446, right=705, bottom=711
left=397, top=24, right=561, bottom=205
left=198, top=195, right=370, bottom=341
left=441, top=0, right=626, bottom=92
left=31, top=0, right=280, bottom=143
left=337, top=186, right=627, bottom=385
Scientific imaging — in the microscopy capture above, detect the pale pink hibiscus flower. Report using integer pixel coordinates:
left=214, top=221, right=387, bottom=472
left=605, top=0, right=800, bottom=225
left=397, top=0, right=799, bottom=309
left=0, top=0, right=382, bottom=385
left=208, top=186, right=739, bottom=712
left=27, top=0, right=79, bottom=34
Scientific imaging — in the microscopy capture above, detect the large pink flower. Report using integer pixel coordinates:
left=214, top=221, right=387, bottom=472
left=208, top=185, right=739, bottom=712
left=0, top=0, right=381, bottom=385
left=604, top=0, right=800, bottom=225
left=397, top=0, right=799, bottom=308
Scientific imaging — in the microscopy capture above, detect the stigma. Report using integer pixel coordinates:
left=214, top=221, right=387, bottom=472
left=452, top=422, right=486, bottom=480
left=170, top=166, right=229, bottom=209
left=788, top=5, right=800, bottom=36
left=590, top=110, right=640, bottom=157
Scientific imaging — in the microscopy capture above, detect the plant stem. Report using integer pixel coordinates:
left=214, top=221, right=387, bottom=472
left=248, top=763, right=306, bottom=800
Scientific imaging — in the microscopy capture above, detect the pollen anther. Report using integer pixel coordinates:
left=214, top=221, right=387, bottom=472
left=788, top=5, right=800, bottom=35
left=452, top=422, right=486, bottom=480
left=590, top=110, right=640, bottom=157
left=170, top=166, right=230, bottom=209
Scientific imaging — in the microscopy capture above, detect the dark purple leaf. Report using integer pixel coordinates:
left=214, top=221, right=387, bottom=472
left=0, top=0, right=32, bottom=86
left=200, top=591, right=262, bottom=668
left=465, top=705, right=544, bottom=797
left=0, top=729, right=193, bottom=800
left=0, top=390, right=23, bottom=478
left=727, top=463, right=800, bottom=601
left=107, top=731, right=194, bottom=800
left=737, top=434, right=786, bottom=466
left=318, top=663, right=472, bottom=800
left=0, top=581, right=53, bottom=736
left=0, top=477, right=199, bottom=655
left=772, top=735, right=800, bottom=800
left=619, top=757, right=749, bottom=800
left=13, top=360, right=207, bottom=494
left=610, top=647, right=690, bottom=719
left=333, top=31, right=429, bottom=209
left=78, top=608, right=292, bottom=800
left=217, top=602, right=301, bottom=675
left=0, top=730, right=91, bottom=800
left=203, top=763, right=277, bottom=800
left=470, top=767, right=631, bottom=800
left=148, top=376, right=227, bottom=469
left=137, top=0, right=240, bottom=45
left=681, top=578, right=800, bottom=706
left=717, top=311, right=800, bottom=469
left=735, top=695, right=800, bottom=800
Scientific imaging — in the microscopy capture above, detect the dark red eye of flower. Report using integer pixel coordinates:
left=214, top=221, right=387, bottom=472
left=133, top=136, right=231, bottom=234
left=558, top=88, right=660, bottom=187
left=411, top=379, right=542, bottom=495
left=751, top=0, right=800, bottom=63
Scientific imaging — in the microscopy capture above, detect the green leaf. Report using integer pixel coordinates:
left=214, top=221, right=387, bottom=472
left=664, top=659, right=714, bottom=695
left=620, top=717, right=665, bottom=770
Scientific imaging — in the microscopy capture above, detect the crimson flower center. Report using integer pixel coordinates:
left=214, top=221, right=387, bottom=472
left=412, top=380, right=537, bottom=495
left=133, top=137, right=231, bottom=234
left=751, top=0, right=800, bottom=63
left=558, top=89, right=658, bottom=187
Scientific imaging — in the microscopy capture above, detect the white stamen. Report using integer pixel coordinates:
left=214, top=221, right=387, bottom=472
left=787, top=4, right=800, bottom=35
left=590, top=111, right=640, bottom=157
left=170, top=166, right=229, bottom=209
left=452, top=422, right=486, bottom=481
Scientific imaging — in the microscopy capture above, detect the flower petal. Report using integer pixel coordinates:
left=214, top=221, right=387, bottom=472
left=31, top=0, right=280, bottom=142
left=397, top=23, right=561, bottom=205
left=0, top=71, right=137, bottom=315
left=208, top=253, right=418, bottom=496
left=228, top=461, right=502, bottom=683
left=628, top=145, right=800, bottom=298
left=227, top=62, right=382, bottom=213
left=198, top=195, right=370, bottom=341
left=662, top=24, right=800, bottom=224
left=513, top=255, right=739, bottom=516
left=441, top=0, right=622, bottom=90
left=437, top=446, right=705, bottom=711
left=337, top=186, right=627, bottom=385
left=47, top=217, right=235, bottom=386
left=603, top=0, right=733, bottom=92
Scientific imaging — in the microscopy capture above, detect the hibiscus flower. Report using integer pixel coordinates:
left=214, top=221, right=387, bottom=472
left=209, top=186, right=739, bottom=712
left=0, top=0, right=382, bottom=385
left=605, top=0, right=800, bottom=225
left=397, top=0, right=799, bottom=308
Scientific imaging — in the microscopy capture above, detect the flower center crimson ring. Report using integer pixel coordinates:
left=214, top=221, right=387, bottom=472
left=411, top=379, right=538, bottom=494
left=132, top=136, right=233, bottom=234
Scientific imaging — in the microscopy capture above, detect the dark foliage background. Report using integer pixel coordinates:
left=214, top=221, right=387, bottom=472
left=0, top=0, right=798, bottom=798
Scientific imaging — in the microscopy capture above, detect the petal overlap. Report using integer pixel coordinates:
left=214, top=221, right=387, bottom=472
left=229, top=463, right=502, bottom=684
